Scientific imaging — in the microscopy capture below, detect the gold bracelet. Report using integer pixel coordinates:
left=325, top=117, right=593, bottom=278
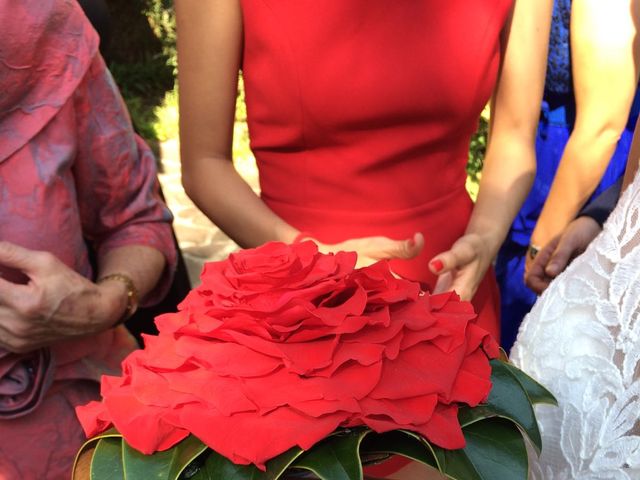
left=98, top=273, right=139, bottom=326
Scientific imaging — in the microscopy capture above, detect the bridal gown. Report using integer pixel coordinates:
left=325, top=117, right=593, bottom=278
left=511, top=170, right=640, bottom=478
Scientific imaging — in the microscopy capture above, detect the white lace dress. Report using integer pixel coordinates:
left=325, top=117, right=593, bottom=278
left=510, top=170, right=640, bottom=479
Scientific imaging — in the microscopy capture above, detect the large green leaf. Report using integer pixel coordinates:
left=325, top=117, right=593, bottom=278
left=91, top=437, right=124, bottom=480
left=189, top=446, right=304, bottom=480
left=122, top=435, right=208, bottom=480
left=500, top=360, right=557, bottom=406
left=290, top=429, right=368, bottom=480
left=434, top=419, right=527, bottom=480
left=459, top=359, right=542, bottom=452
left=360, top=430, right=439, bottom=471
left=74, top=428, right=122, bottom=477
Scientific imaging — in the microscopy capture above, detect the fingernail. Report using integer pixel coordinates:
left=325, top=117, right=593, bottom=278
left=430, top=259, right=444, bottom=273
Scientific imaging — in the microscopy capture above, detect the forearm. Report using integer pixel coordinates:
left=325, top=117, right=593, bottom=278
left=182, top=156, right=299, bottom=248
left=95, top=245, right=166, bottom=327
left=466, top=138, right=537, bottom=257
left=533, top=131, right=619, bottom=245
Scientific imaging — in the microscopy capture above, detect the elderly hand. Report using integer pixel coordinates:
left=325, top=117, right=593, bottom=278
left=525, top=216, right=602, bottom=294
left=428, top=233, right=492, bottom=301
left=0, top=242, right=127, bottom=353
left=312, top=232, right=425, bottom=269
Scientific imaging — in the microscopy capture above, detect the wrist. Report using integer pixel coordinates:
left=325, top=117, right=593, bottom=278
left=97, top=273, right=139, bottom=328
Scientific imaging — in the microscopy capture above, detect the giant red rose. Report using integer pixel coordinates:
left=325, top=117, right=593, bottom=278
left=77, top=241, right=499, bottom=469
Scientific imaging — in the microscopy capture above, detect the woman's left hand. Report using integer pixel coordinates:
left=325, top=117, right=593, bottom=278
left=428, top=233, right=492, bottom=301
left=0, top=242, right=125, bottom=353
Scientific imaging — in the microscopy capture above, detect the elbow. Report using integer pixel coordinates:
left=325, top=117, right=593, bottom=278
left=570, top=121, right=626, bottom=153
left=181, top=167, right=200, bottom=204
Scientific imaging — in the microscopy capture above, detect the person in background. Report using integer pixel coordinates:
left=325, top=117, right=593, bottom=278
left=0, top=1, right=176, bottom=478
left=496, top=0, right=640, bottom=352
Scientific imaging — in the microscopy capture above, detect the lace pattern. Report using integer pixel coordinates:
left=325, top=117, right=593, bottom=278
left=511, top=169, right=640, bottom=479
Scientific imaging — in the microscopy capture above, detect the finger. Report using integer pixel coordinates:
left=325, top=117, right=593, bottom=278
left=429, top=240, right=476, bottom=275
left=0, top=241, right=42, bottom=275
left=0, top=308, right=35, bottom=353
left=367, top=232, right=424, bottom=261
left=545, top=234, right=577, bottom=277
left=432, top=271, right=453, bottom=294
left=0, top=276, right=30, bottom=307
left=525, top=270, right=551, bottom=295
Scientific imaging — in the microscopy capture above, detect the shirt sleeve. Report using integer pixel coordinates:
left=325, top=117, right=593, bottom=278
left=72, top=54, right=177, bottom=305
left=577, top=177, right=623, bottom=228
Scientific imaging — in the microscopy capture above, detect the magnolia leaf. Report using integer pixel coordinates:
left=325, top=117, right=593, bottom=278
left=459, top=359, right=542, bottom=452
left=122, top=435, right=208, bottom=480
left=290, top=428, right=368, bottom=480
left=91, top=437, right=125, bottom=480
left=499, top=360, right=557, bottom=406
left=188, top=446, right=304, bottom=480
left=434, top=418, right=527, bottom=480
left=73, top=428, right=122, bottom=477
left=360, top=430, right=440, bottom=471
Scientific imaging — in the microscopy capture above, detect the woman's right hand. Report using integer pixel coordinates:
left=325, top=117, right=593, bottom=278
left=309, top=232, right=425, bottom=269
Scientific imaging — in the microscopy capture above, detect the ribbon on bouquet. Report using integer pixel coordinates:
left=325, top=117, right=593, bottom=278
left=0, top=347, right=55, bottom=419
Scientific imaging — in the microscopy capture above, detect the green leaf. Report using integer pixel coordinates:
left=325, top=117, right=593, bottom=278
left=500, top=360, right=557, bottom=406
left=122, top=435, right=208, bottom=480
left=188, top=451, right=262, bottom=480
left=434, top=419, right=527, bottom=480
left=91, top=437, right=125, bottom=480
left=360, top=430, right=439, bottom=471
left=459, top=359, right=542, bottom=452
left=74, top=428, right=122, bottom=477
left=291, top=429, right=368, bottom=480
left=189, top=446, right=304, bottom=480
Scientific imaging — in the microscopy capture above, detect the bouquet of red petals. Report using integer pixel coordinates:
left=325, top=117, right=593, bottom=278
left=75, top=241, right=554, bottom=480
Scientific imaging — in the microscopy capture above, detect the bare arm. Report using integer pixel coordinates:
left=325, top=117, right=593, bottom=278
left=176, top=0, right=423, bottom=263
left=623, top=117, right=640, bottom=190
left=431, top=0, right=553, bottom=300
left=176, top=0, right=299, bottom=247
left=531, top=0, right=640, bottom=250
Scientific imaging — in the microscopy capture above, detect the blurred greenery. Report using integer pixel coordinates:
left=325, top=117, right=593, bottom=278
left=105, top=0, right=176, bottom=155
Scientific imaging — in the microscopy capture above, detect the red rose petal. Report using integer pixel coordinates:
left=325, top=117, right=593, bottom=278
left=79, top=243, right=496, bottom=469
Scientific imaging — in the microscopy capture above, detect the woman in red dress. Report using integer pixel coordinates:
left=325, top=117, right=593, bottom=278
left=176, top=1, right=551, bottom=339
left=176, top=1, right=551, bottom=477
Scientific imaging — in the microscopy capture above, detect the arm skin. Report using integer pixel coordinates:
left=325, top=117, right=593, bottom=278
left=526, top=114, right=640, bottom=294
left=529, top=0, right=640, bottom=261
left=177, top=0, right=299, bottom=248
left=430, top=0, right=553, bottom=300
left=176, top=0, right=423, bottom=265
left=623, top=116, right=640, bottom=190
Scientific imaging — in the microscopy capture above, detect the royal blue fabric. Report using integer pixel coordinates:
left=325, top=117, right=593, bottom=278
left=497, top=0, right=640, bottom=352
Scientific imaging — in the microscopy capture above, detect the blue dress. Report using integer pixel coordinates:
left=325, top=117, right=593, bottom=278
left=496, top=0, right=640, bottom=352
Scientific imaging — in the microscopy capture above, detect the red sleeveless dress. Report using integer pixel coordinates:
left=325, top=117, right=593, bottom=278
left=241, top=0, right=512, bottom=342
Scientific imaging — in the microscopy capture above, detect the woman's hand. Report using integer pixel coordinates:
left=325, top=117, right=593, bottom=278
left=0, top=242, right=127, bottom=353
left=428, top=233, right=492, bottom=301
left=311, top=232, right=425, bottom=269
left=525, top=216, right=602, bottom=294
